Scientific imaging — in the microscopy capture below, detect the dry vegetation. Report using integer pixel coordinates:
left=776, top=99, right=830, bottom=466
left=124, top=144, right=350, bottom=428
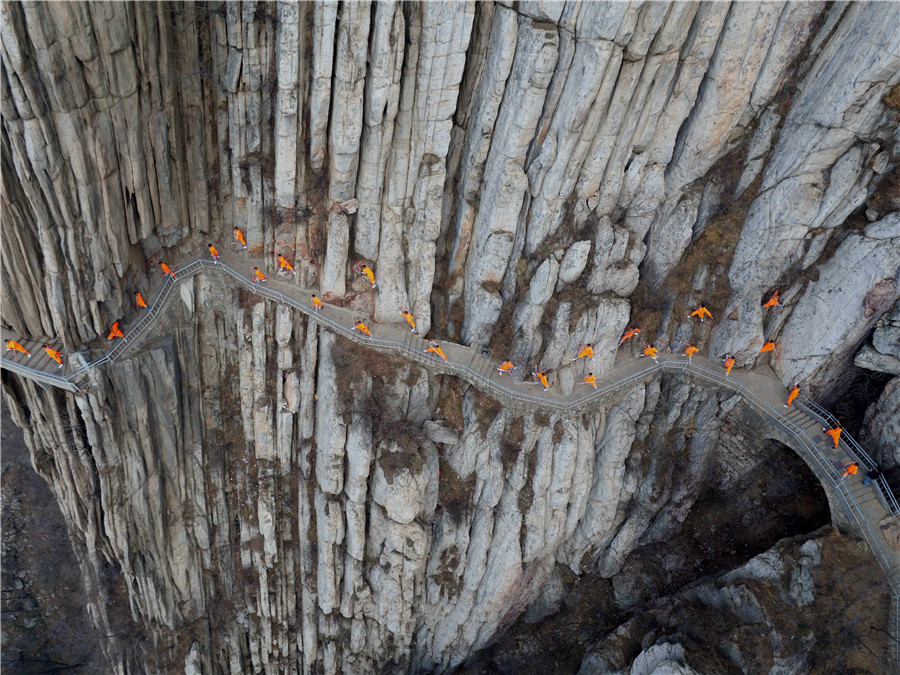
left=438, top=454, right=475, bottom=523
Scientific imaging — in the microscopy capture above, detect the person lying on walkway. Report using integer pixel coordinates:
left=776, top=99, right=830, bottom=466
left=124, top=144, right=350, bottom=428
left=763, top=291, right=782, bottom=314
left=277, top=254, right=296, bottom=276
left=43, top=345, right=64, bottom=368
left=207, top=243, right=220, bottom=262
left=311, top=294, right=323, bottom=312
left=354, top=320, right=372, bottom=337
left=572, top=343, right=594, bottom=361
left=532, top=369, right=550, bottom=391
left=160, top=262, right=176, bottom=279
left=641, top=345, right=659, bottom=363
left=233, top=227, right=248, bottom=249
left=107, top=321, right=126, bottom=341
left=400, top=309, right=416, bottom=333
left=690, top=306, right=712, bottom=322
left=135, top=292, right=148, bottom=309
left=723, top=354, right=735, bottom=376
left=784, top=384, right=799, bottom=407
left=619, top=328, right=641, bottom=345
left=252, top=267, right=267, bottom=283
left=583, top=373, right=597, bottom=388
left=426, top=341, right=447, bottom=360
left=863, top=466, right=881, bottom=486
left=823, top=426, right=842, bottom=448
left=5, top=339, right=30, bottom=357
left=841, top=462, right=858, bottom=479
left=683, top=344, right=699, bottom=362
left=354, top=261, right=377, bottom=288
left=497, top=361, right=515, bottom=376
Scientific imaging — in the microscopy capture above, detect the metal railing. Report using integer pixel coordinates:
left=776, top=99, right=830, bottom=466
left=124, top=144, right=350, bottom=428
left=799, top=396, right=900, bottom=516
left=2, top=253, right=898, bottom=663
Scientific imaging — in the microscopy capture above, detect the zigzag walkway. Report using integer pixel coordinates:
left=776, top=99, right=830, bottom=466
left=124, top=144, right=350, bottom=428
left=3, top=249, right=899, bottom=659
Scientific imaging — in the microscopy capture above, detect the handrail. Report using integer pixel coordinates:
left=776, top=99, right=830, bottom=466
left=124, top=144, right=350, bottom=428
left=2, top=251, right=897, bottom=662
left=1, top=257, right=895, bottom=497
left=799, top=396, right=900, bottom=515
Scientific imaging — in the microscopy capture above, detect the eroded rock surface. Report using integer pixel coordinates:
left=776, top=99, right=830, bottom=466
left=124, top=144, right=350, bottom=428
left=2, top=1, right=899, bottom=672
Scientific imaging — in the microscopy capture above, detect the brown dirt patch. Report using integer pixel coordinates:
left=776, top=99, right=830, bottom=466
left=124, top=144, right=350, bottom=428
left=438, top=454, right=476, bottom=523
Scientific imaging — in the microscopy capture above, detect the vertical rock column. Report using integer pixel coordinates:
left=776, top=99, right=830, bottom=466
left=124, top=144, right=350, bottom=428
left=321, top=2, right=370, bottom=297
left=375, top=2, right=475, bottom=333
left=461, top=16, right=558, bottom=346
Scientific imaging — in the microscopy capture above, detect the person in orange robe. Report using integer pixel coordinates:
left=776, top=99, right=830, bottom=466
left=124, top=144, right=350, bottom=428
left=642, top=345, right=659, bottom=363
left=619, top=328, right=641, bottom=345
left=359, top=264, right=376, bottom=288
left=311, top=295, right=323, bottom=312
left=683, top=344, right=699, bottom=362
left=108, top=321, right=126, bottom=341
left=572, top=343, right=594, bottom=361
left=233, top=227, right=248, bottom=249
left=763, top=291, right=782, bottom=314
left=43, top=345, right=64, bottom=368
left=5, top=340, right=30, bottom=357
left=785, top=385, right=799, bottom=407
left=252, top=267, right=267, bottom=283
left=426, top=341, right=447, bottom=360
left=690, top=306, right=712, bottom=322
left=400, top=309, right=416, bottom=333
left=207, top=243, right=220, bottom=262
left=824, top=426, right=842, bottom=448
left=354, top=320, right=372, bottom=337
left=533, top=369, right=550, bottom=391
left=841, top=462, right=858, bottom=479
left=135, top=292, right=148, bottom=309
left=723, top=355, right=735, bottom=376
left=160, top=262, right=176, bottom=279
left=277, top=254, right=296, bottom=276
left=583, top=373, right=597, bottom=388
left=497, top=361, right=515, bottom=376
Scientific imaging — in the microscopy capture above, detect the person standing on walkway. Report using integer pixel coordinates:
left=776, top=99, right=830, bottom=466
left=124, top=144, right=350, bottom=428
left=763, top=291, right=782, bottom=314
left=497, top=361, right=515, bottom=376
left=160, top=262, right=176, bottom=280
left=690, top=306, right=712, bottom=322
left=532, top=369, right=550, bottom=391
left=823, top=426, right=842, bottom=448
left=252, top=267, right=267, bottom=283
left=354, top=320, right=372, bottom=337
left=641, top=345, right=659, bottom=363
left=583, top=373, right=597, bottom=388
left=400, top=309, right=416, bottom=333
left=863, top=466, right=881, bottom=486
left=683, top=344, right=699, bottom=363
left=107, top=321, right=126, bottom=341
left=277, top=254, right=296, bottom=276
left=784, top=384, right=800, bottom=407
left=135, top=292, right=148, bottom=309
left=723, top=354, right=735, bottom=376
left=619, top=328, right=641, bottom=345
left=841, top=462, right=858, bottom=479
left=572, top=343, right=594, bottom=361
left=207, top=243, right=220, bottom=262
left=311, top=295, right=323, bottom=312
left=43, top=345, right=64, bottom=368
left=426, top=341, right=447, bottom=360
left=233, top=227, right=248, bottom=249
left=5, top=339, right=30, bottom=357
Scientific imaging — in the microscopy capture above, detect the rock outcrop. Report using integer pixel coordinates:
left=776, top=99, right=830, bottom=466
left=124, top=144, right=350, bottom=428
left=2, top=1, right=899, bottom=672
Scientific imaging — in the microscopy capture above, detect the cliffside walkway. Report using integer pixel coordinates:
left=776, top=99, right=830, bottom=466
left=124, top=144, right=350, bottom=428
left=3, top=250, right=899, bottom=651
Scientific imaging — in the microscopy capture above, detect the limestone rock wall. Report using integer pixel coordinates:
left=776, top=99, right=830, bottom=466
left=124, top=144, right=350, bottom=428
left=2, top=1, right=899, bottom=672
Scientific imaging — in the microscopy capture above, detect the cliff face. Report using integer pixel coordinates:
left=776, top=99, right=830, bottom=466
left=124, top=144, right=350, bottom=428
left=2, top=1, right=899, bottom=672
